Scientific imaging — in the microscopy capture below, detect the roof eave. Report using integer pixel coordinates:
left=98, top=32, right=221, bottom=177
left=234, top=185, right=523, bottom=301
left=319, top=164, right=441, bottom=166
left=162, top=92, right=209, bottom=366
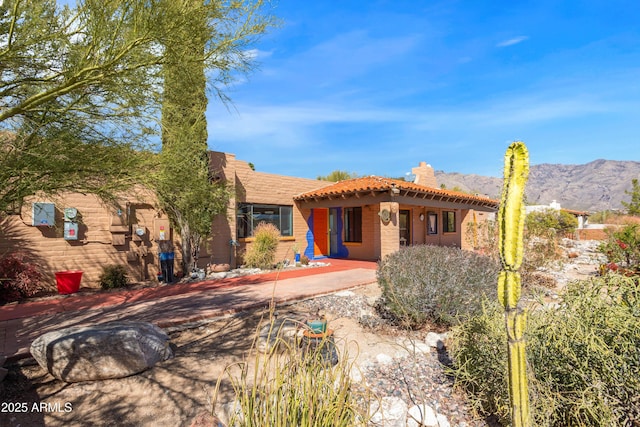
left=295, top=188, right=498, bottom=210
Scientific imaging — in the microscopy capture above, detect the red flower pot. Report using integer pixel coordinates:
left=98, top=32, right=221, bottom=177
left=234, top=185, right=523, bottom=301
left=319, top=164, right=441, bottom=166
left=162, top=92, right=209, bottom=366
left=55, top=270, right=83, bottom=294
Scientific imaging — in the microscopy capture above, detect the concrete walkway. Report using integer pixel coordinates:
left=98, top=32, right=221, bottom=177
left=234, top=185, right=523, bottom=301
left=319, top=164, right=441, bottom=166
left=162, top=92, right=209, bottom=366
left=0, top=259, right=377, bottom=362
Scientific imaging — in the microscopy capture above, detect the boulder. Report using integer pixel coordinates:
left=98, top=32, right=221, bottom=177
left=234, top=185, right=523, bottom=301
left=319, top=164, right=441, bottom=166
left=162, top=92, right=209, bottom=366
left=209, top=263, right=231, bottom=273
left=369, top=396, right=408, bottom=427
left=375, top=353, right=394, bottom=365
left=30, top=321, right=174, bottom=382
left=406, top=403, right=438, bottom=427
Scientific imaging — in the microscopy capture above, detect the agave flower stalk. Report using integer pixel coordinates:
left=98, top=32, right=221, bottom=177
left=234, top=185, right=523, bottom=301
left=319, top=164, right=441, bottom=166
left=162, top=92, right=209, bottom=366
left=497, top=141, right=530, bottom=427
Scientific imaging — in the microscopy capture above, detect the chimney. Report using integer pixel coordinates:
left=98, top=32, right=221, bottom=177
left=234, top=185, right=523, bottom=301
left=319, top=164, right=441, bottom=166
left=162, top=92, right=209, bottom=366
left=411, top=161, right=437, bottom=188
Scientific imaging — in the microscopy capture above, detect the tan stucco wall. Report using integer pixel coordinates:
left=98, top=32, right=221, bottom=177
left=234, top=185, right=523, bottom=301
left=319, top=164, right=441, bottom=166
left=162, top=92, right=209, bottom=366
left=409, top=207, right=427, bottom=246
left=341, top=204, right=379, bottom=260
left=379, top=202, right=400, bottom=260
left=0, top=188, right=176, bottom=289
left=205, top=152, right=331, bottom=267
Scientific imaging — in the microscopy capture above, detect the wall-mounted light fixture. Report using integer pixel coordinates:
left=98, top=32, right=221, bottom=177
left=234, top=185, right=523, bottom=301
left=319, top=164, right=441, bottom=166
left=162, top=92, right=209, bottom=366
left=419, top=213, right=425, bottom=221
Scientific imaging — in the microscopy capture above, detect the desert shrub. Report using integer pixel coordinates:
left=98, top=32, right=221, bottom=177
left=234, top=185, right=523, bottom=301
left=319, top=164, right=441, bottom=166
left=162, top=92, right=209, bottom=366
left=525, top=209, right=578, bottom=237
left=467, top=219, right=563, bottom=286
left=99, top=264, right=129, bottom=289
left=466, top=218, right=499, bottom=256
left=449, top=274, right=640, bottom=426
left=0, top=252, right=44, bottom=303
left=598, top=223, right=640, bottom=273
left=590, top=212, right=640, bottom=225
left=376, top=245, right=500, bottom=328
left=300, top=254, right=310, bottom=265
left=243, top=222, right=281, bottom=269
left=213, top=319, right=369, bottom=426
left=521, top=230, right=562, bottom=274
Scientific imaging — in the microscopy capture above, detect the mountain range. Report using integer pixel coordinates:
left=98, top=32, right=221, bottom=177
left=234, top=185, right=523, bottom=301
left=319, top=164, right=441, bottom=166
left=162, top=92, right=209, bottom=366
left=435, top=159, right=640, bottom=213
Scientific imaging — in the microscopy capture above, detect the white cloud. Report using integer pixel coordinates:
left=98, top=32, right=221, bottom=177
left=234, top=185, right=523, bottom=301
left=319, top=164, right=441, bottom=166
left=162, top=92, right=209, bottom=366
left=243, top=49, right=273, bottom=60
left=208, top=90, right=619, bottom=148
left=496, top=36, right=529, bottom=47
left=207, top=102, right=409, bottom=146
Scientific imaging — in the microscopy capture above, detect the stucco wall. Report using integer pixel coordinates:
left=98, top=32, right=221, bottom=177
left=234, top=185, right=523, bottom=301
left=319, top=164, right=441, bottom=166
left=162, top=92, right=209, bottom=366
left=379, top=202, right=400, bottom=260
left=206, top=152, right=332, bottom=267
left=342, top=204, right=379, bottom=260
left=0, top=188, right=174, bottom=289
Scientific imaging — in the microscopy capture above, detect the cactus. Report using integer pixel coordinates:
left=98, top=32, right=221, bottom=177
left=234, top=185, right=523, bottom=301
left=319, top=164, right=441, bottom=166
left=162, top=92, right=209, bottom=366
left=497, top=141, right=530, bottom=427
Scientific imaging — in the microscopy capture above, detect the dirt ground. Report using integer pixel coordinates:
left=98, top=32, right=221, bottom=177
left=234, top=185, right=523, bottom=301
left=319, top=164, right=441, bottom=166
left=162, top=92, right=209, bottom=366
left=1, top=260, right=599, bottom=427
left=1, top=284, right=407, bottom=427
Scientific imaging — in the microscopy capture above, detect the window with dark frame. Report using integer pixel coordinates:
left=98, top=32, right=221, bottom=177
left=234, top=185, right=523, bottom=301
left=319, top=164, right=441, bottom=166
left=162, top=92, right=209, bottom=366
left=427, top=212, right=438, bottom=235
left=443, top=211, right=456, bottom=233
left=237, top=204, right=293, bottom=238
left=344, top=207, right=362, bottom=242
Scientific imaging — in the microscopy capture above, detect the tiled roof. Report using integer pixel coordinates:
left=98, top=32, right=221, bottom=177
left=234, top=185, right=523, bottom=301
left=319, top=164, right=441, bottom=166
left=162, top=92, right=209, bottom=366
left=294, top=176, right=499, bottom=208
left=562, top=208, right=590, bottom=216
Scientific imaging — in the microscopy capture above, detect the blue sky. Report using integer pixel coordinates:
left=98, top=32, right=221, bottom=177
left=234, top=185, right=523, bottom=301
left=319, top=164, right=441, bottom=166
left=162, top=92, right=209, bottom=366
left=206, top=0, right=640, bottom=179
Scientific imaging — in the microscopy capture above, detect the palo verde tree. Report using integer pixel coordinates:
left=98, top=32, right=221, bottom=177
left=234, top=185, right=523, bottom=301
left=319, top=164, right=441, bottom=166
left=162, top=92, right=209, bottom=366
left=0, top=0, right=173, bottom=212
left=155, top=0, right=273, bottom=272
left=316, top=170, right=359, bottom=182
left=622, top=178, right=640, bottom=216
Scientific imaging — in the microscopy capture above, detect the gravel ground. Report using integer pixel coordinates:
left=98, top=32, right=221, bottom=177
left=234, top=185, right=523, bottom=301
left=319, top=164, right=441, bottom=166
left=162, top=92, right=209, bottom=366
left=296, top=291, right=495, bottom=426
left=291, top=241, right=602, bottom=427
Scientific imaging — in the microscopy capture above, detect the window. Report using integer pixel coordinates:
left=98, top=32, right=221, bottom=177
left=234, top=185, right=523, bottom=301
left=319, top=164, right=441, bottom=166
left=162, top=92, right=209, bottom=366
left=237, top=204, right=293, bottom=238
left=344, top=207, right=362, bottom=242
left=443, top=211, right=456, bottom=233
left=427, top=212, right=438, bottom=235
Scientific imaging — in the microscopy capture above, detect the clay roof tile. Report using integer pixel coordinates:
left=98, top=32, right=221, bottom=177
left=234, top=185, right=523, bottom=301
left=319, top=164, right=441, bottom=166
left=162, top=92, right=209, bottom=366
left=294, top=176, right=498, bottom=207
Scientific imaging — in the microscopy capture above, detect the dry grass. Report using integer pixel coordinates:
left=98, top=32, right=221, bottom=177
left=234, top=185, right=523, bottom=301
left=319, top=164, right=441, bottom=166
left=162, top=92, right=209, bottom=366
left=211, top=311, right=371, bottom=427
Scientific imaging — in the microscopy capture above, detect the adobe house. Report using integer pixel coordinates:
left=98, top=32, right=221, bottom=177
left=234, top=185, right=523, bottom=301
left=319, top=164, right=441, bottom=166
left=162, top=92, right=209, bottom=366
left=205, top=155, right=499, bottom=266
left=292, top=162, right=499, bottom=261
left=0, top=152, right=498, bottom=288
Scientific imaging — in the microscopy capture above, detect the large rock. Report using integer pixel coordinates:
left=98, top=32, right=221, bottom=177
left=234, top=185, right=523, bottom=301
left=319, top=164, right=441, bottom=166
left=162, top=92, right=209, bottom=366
left=369, top=396, right=408, bottom=427
left=407, top=403, right=438, bottom=427
left=30, top=321, right=174, bottom=382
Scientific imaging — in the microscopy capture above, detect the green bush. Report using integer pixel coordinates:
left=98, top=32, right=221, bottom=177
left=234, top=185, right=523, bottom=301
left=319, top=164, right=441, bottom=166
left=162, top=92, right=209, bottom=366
left=598, top=224, right=640, bottom=272
left=243, top=222, right=281, bottom=269
left=376, top=245, right=500, bottom=328
left=99, top=264, right=129, bottom=290
left=449, top=274, right=640, bottom=426
left=525, top=209, right=578, bottom=237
